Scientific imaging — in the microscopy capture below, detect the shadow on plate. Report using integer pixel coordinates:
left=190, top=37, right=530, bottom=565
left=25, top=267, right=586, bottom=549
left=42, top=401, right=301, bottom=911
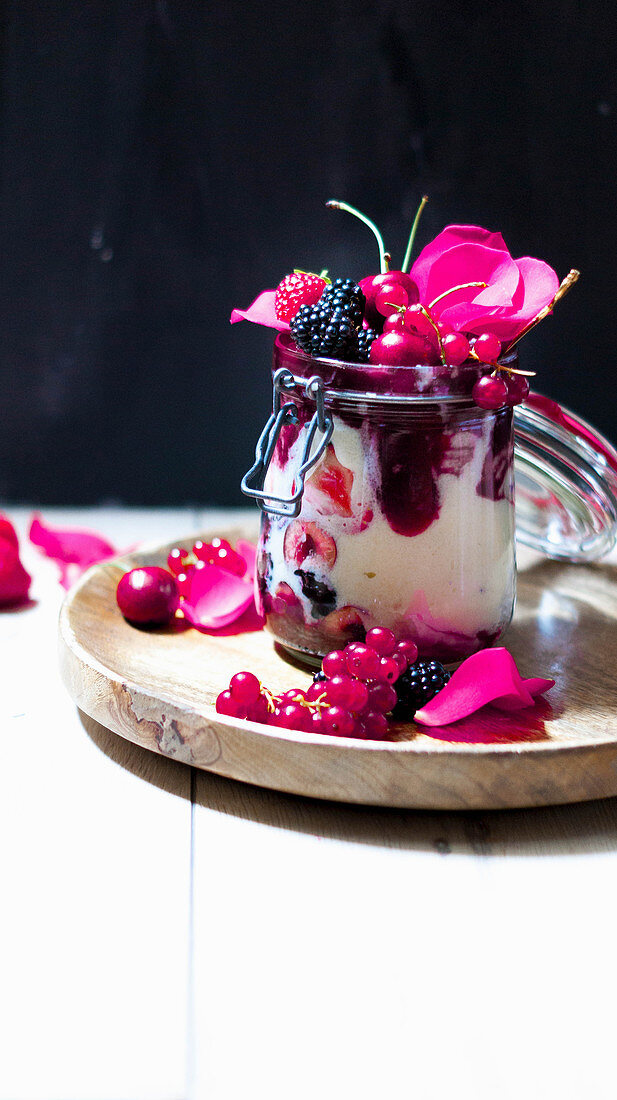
left=80, top=708, right=617, bottom=858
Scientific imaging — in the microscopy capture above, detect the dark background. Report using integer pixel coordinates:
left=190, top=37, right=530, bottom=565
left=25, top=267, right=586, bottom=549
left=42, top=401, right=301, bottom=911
left=1, top=0, right=615, bottom=506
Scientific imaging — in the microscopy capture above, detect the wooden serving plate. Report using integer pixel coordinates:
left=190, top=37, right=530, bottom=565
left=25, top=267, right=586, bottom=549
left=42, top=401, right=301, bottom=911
left=58, top=525, right=617, bottom=810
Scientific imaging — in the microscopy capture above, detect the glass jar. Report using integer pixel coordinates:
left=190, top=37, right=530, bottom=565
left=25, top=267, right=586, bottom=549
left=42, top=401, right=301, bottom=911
left=242, top=335, right=617, bottom=666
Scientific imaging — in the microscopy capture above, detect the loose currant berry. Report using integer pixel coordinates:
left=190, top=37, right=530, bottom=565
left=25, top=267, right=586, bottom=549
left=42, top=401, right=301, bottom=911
left=365, top=627, right=396, bottom=656
left=306, top=681, right=327, bottom=702
left=230, top=671, right=262, bottom=706
left=472, top=375, right=509, bottom=410
left=473, top=333, right=502, bottom=363
left=278, top=703, right=312, bottom=733
left=246, top=695, right=270, bottom=723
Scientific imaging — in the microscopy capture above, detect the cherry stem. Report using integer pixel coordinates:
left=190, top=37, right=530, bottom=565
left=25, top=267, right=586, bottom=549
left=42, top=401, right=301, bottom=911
left=429, top=281, right=487, bottom=309
left=503, top=268, right=580, bottom=352
left=418, top=304, right=446, bottom=365
left=326, top=200, right=387, bottom=274
left=401, top=195, right=429, bottom=273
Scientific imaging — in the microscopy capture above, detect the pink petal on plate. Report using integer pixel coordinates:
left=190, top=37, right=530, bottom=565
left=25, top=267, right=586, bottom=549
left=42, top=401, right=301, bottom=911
left=0, top=520, right=32, bottom=607
left=414, top=648, right=551, bottom=726
left=29, top=513, right=118, bottom=590
left=181, top=563, right=254, bottom=630
left=492, top=677, right=556, bottom=711
left=230, top=290, right=290, bottom=332
left=236, top=539, right=257, bottom=579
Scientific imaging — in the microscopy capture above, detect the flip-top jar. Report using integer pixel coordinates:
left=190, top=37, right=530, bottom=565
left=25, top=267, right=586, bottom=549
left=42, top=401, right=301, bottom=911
left=242, top=336, right=617, bottom=666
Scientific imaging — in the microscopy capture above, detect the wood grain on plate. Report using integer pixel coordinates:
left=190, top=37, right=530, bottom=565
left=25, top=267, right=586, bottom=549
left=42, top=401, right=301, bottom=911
left=58, top=529, right=617, bottom=810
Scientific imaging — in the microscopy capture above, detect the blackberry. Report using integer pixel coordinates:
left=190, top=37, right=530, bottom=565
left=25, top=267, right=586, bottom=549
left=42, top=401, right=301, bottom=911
left=293, top=569, right=337, bottom=617
left=290, top=301, right=357, bottom=359
left=355, top=326, right=378, bottom=363
left=393, top=660, right=451, bottom=719
left=313, top=670, right=327, bottom=683
left=318, top=278, right=366, bottom=323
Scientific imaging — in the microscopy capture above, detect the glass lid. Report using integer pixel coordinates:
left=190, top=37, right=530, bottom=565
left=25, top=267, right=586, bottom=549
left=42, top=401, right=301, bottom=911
left=514, top=394, right=617, bottom=562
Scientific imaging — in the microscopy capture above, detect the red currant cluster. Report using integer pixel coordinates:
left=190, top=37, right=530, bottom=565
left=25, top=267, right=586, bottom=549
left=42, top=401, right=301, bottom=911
left=167, top=537, right=247, bottom=596
left=216, top=628, right=419, bottom=740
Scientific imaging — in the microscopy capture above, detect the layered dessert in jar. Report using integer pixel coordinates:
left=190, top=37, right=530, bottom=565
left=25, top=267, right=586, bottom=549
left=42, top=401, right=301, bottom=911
left=232, top=199, right=578, bottom=665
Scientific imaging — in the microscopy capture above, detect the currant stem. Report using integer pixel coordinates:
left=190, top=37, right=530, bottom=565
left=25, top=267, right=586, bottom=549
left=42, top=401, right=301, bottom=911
left=401, top=195, right=429, bottom=273
left=429, top=281, right=487, bottom=309
left=503, top=268, right=580, bottom=352
left=326, top=200, right=387, bottom=274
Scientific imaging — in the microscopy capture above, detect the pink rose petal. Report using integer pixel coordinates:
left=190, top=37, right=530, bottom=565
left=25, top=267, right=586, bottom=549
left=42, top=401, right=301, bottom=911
left=236, top=539, right=257, bottom=579
left=492, top=677, right=555, bottom=711
left=230, top=290, right=290, bottom=332
left=0, top=515, right=31, bottom=607
left=181, top=563, right=254, bottom=630
left=29, top=513, right=118, bottom=590
left=414, top=648, right=553, bottom=726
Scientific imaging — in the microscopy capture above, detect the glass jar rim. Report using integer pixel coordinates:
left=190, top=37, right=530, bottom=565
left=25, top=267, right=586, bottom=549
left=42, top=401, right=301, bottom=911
left=274, top=332, right=517, bottom=405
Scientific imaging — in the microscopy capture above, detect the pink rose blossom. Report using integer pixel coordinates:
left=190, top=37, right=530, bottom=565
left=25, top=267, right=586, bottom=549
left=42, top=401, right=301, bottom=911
left=410, top=225, right=560, bottom=343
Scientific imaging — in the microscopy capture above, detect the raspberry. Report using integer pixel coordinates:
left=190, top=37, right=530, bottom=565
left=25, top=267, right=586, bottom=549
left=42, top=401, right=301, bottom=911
left=274, top=271, right=329, bottom=323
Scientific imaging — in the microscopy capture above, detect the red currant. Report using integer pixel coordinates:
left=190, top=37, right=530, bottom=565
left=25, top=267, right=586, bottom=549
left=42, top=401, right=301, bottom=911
left=215, top=690, right=247, bottom=718
left=230, top=671, right=261, bottom=706
left=396, top=639, right=419, bottom=666
left=167, top=547, right=190, bottom=575
left=376, top=656, right=400, bottom=683
left=322, top=649, right=348, bottom=679
left=473, top=333, right=501, bottom=363
left=322, top=706, right=356, bottom=737
left=325, top=676, right=369, bottom=713
left=366, top=680, right=398, bottom=714
left=472, top=375, right=509, bottom=410
left=442, top=332, right=470, bottom=366
left=365, top=627, right=396, bottom=656
left=505, top=373, right=530, bottom=406
left=345, top=644, right=381, bottom=681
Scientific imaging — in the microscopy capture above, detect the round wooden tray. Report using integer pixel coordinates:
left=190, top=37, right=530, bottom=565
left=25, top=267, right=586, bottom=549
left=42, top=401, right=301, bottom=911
left=58, top=525, right=617, bottom=810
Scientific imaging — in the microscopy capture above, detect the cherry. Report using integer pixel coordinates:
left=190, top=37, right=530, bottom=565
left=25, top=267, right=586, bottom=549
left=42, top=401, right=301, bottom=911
left=383, top=312, right=407, bottom=335
left=442, top=332, right=470, bottom=366
left=473, top=333, right=502, bottom=363
left=116, top=567, right=178, bottom=625
left=504, top=373, right=530, bottom=406
left=370, top=331, right=440, bottom=367
left=472, top=375, right=509, bottom=410
left=360, top=272, right=419, bottom=328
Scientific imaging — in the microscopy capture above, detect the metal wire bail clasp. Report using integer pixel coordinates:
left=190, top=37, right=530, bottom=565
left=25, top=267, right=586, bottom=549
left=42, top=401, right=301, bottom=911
left=241, top=369, right=333, bottom=517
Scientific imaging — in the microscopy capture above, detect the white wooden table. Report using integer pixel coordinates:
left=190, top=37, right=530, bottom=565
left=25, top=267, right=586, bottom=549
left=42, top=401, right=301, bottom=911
left=2, top=506, right=617, bottom=1100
